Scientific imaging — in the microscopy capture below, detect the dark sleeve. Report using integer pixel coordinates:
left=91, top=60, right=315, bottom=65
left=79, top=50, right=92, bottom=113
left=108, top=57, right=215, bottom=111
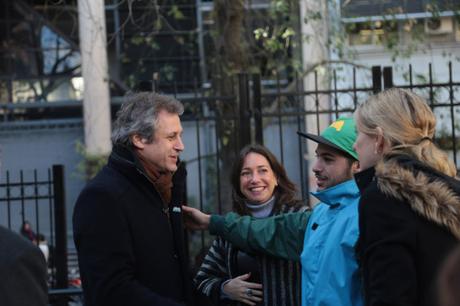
left=73, top=187, right=183, bottom=306
left=194, top=238, right=231, bottom=305
left=359, top=186, right=417, bottom=306
left=4, top=244, right=48, bottom=306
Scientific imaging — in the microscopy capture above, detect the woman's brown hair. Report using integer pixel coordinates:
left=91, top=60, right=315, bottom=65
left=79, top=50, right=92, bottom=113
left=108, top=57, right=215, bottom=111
left=231, top=144, right=302, bottom=215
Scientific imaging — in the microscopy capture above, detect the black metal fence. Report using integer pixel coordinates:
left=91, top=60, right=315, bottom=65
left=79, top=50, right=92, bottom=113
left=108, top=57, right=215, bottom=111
left=0, top=61, right=459, bottom=301
left=173, top=62, right=460, bottom=266
left=0, top=165, right=81, bottom=304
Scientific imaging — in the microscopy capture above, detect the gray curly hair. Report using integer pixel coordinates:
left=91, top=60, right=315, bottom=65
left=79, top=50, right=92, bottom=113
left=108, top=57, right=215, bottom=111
left=111, top=92, right=184, bottom=147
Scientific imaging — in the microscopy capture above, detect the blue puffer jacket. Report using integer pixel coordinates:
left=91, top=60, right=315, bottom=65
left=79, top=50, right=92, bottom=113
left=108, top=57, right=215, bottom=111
left=301, top=179, right=362, bottom=306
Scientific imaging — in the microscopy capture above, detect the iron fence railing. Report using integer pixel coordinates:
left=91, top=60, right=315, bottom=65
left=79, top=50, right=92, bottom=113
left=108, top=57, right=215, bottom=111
left=0, top=62, right=459, bottom=300
left=0, top=165, right=76, bottom=305
left=175, top=62, right=460, bottom=267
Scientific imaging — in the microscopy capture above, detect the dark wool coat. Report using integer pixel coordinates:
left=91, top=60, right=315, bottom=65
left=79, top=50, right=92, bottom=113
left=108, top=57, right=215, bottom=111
left=0, top=225, right=48, bottom=306
left=355, top=154, right=460, bottom=306
left=73, top=146, right=194, bottom=306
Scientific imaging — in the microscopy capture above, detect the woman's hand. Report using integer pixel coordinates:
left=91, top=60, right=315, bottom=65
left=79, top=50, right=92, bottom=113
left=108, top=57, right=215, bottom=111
left=222, top=273, right=263, bottom=306
left=181, top=206, right=211, bottom=230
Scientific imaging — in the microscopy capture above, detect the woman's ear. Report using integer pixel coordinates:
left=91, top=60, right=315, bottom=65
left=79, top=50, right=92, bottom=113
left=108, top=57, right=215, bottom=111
left=131, top=134, right=145, bottom=150
left=375, top=127, right=386, bottom=154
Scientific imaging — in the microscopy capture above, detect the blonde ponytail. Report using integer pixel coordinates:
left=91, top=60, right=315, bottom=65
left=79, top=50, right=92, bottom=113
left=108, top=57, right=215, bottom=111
left=356, top=88, right=457, bottom=177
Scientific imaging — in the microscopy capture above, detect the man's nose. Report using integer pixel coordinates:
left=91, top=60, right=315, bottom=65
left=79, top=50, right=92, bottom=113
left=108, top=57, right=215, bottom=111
left=175, top=136, right=185, bottom=151
left=312, top=159, right=321, bottom=173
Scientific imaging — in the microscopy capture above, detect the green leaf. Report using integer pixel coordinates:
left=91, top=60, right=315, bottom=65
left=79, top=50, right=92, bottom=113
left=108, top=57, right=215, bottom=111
left=131, top=36, right=144, bottom=46
left=281, top=27, right=295, bottom=39
left=75, top=141, right=109, bottom=180
left=168, top=5, right=185, bottom=20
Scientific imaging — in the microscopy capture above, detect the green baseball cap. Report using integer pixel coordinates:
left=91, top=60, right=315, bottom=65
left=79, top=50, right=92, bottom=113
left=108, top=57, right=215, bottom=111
left=297, top=117, right=358, bottom=160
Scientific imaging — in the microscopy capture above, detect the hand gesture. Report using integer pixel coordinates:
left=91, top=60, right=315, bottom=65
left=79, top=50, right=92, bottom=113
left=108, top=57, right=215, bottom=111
left=222, top=273, right=263, bottom=306
left=181, top=206, right=211, bottom=230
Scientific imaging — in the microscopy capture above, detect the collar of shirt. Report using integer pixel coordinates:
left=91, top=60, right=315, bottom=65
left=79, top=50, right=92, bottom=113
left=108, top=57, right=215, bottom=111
left=310, top=179, right=360, bottom=207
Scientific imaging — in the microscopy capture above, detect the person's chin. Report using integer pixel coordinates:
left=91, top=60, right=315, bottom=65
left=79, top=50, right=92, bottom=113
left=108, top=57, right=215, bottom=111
left=316, top=181, right=330, bottom=191
left=247, top=197, right=266, bottom=204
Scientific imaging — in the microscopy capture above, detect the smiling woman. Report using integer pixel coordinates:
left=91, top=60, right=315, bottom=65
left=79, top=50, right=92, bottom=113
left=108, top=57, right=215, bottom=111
left=194, top=144, right=308, bottom=306
left=230, top=145, right=303, bottom=217
left=239, top=152, right=278, bottom=205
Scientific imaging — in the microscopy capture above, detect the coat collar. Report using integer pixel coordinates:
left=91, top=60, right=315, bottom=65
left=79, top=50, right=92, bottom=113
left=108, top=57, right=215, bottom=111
left=354, top=166, right=376, bottom=194
left=311, top=179, right=360, bottom=207
left=371, top=154, right=460, bottom=239
left=108, top=145, right=149, bottom=181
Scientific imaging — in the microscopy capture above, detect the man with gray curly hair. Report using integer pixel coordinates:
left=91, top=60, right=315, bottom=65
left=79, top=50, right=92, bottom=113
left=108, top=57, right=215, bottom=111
left=73, top=92, right=194, bottom=306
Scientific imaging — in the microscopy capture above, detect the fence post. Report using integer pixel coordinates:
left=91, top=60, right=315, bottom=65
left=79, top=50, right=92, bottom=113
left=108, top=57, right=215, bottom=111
left=252, top=74, right=263, bottom=145
left=6, top=77, right=12, bottom=121
left=372, top=66, right=382, bottom=94
left=53, top=165, right=68, bottom=292
left=383, top=66, right=394, bottom=89
left=238, top=73, right=251, bottom=151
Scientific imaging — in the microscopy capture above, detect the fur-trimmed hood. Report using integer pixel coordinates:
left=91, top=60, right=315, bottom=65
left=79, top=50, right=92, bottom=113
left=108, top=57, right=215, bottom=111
left=375, top=154, right=460, bottom=239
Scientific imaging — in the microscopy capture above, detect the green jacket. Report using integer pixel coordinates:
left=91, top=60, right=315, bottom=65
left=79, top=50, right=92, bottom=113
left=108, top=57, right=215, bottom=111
left=209, top=211, right=311, bottom=261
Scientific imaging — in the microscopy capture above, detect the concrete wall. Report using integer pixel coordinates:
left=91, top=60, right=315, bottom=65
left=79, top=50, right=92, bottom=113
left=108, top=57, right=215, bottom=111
left=0, top=121, right=85, bottom=244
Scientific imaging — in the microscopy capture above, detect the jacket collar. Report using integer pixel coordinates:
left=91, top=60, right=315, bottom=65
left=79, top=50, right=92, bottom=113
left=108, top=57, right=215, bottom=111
left=354, top=166, right=376, bottom=194
left=389, top=154, right=460, bottom=194
left=311, top=179, right=360, bottom=206
left=374, top=154, right=460, bottom=239
left=109, top=145, right=148, bottom=180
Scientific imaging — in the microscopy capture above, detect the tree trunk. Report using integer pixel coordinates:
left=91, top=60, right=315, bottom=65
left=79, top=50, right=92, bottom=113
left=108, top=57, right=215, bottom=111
left=210, top=0, right=248, bottom=213
left=78, top=0, right=112, bottom=155
left=300, top=0, right=331, bottom=205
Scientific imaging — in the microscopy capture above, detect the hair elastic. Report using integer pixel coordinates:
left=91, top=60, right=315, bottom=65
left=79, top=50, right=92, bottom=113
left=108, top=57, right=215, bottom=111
left=419, top=136, right=432, bottom=144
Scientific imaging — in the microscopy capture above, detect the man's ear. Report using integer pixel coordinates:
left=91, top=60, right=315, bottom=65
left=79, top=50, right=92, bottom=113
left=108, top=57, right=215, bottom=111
left=351, top=160, right=360, bottom=174
left=131, top=134, right=145, bottom=150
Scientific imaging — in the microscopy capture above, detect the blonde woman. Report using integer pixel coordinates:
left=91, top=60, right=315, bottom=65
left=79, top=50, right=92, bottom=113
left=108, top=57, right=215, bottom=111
left=353, top=88, right=460, bottom=306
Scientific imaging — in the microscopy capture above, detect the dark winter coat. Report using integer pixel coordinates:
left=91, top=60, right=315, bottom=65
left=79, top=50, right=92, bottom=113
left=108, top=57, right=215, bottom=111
left=355, top=154, right=460, bottom=306
left=73, top=145, right=193, bottom=306
left=0, top=225, right=48, bottom=306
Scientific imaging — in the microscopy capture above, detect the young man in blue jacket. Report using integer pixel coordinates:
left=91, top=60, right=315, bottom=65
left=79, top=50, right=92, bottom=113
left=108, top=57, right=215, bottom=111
left=184, top=117, right=362, bottom=306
